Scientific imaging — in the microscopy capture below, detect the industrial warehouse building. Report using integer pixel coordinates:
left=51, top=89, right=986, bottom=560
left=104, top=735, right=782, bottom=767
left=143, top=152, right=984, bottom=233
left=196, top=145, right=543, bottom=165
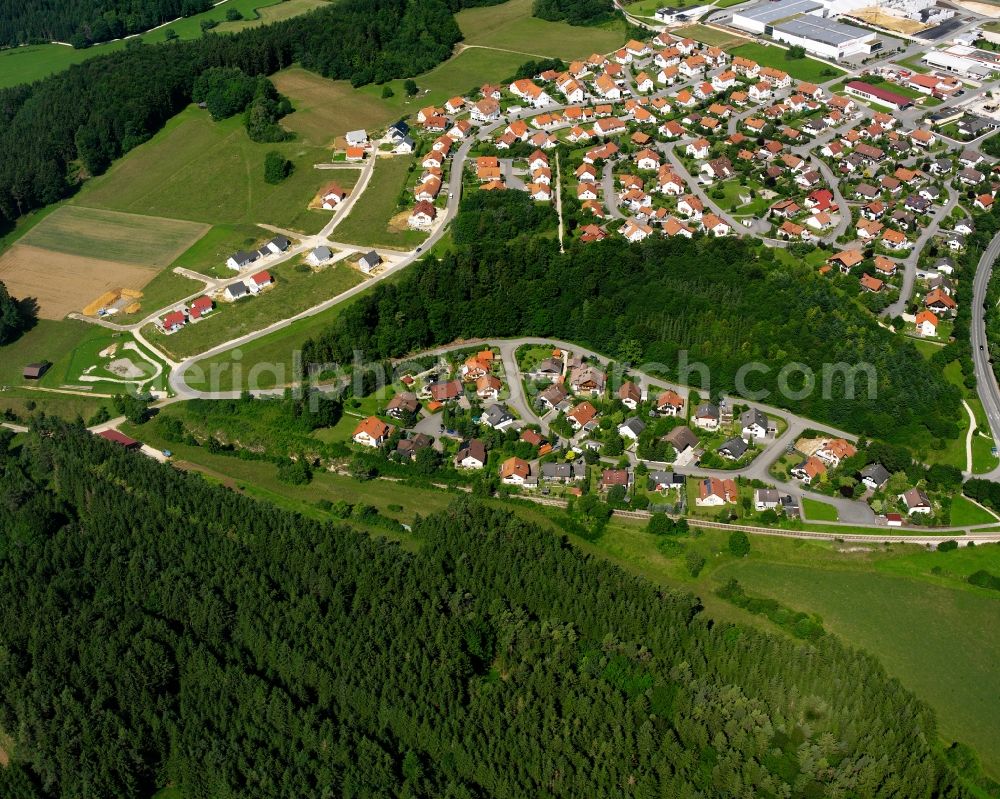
left=844, top=80, right=914, bottom=110
left=921, top=45, right=1000, bottom=80
left=731, top=0, right=879, bottom=60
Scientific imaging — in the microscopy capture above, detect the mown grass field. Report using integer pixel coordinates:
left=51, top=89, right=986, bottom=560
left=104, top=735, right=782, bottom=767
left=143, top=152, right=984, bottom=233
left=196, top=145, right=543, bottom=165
left=730, top=42, right=845, bottom=81
left=801, top=496, right=839, bottom=521
left=114, top=269, right=206, bottom=323
left=19, top=206, right=208, bottom=268
left=673, top=24, right=748, bottom=49
left=148, top=258, right=364, bottom=360
left=950, top=495, right=998, bottom=526
left=0, top=319, right=94, bottom=386
left=455, top=0, right=628, bottom=60
left=216, top=0, right=329, bottom=32
left=720, top=559, right=1000, bottom=776
left=75, top=107, right=331, bottom=233
left=0, top=320, right=167, bottom=395
left=275, top=47, right=531, bottom=147
left=0, top=0, right=329, bottom=89
left=169, top=224, right=276, bottom=278
left=332, top=156, right=428, bottom=250
left=184, top=270, right=411, bottom=392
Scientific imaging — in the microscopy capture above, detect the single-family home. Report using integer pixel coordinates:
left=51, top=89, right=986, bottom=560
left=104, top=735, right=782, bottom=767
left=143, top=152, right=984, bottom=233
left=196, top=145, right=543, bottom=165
left=618, top=381, right=641, bottom=409
left=899, top=487, right=932, bottom=514
left=694, top=402, right=720, bottom=430
left=718, top=436, right=748, bottom=460
left=386, top=392, right=420, bottom=421
left=740, top=408, right=768, bottom=440
left=482, top=403, right=515, bottom=430
left=915, top=309, right=939, bottom=336
left=696, top=477, right=737, bottom=506
left=247, top=271, right=272, bottom=294
left=754, top=488, right=781, bottom=511
left=567, top=400, right=599, bottom=431
left=353, top=416, right=393, bottom=448
left=860, top=463, right=890, bottom=491
left=500, top=456, right=531, bottom=485
left=455, top=439, right=487, bottom=469
left=791, top=455, right=826, bottom=485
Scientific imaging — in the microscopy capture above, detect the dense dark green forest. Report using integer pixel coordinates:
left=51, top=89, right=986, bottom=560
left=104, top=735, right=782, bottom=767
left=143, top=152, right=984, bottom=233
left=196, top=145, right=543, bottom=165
left=0, top=0, right=461, bottom=225
left=301, top=191, right=962, bottom=445
left=533, top=0, right=616, bottom=25
left=0, top=420, right=981, bottom=797
left=0, top=279, right=33, bottom=345
left=0, top=0, right=213, bottom=47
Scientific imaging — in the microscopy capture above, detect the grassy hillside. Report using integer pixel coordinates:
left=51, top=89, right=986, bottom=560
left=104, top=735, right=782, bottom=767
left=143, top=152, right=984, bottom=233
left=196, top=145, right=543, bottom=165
left=0, top=0, right=330, bottom=90
left=75, top=107, right=331, bottom=233
left=455, top=0, right=628, bottom=60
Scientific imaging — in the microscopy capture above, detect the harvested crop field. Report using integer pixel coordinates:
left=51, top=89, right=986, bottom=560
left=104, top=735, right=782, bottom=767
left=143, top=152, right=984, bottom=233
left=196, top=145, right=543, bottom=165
left=0, top=244, right=157, bottom=320
left=18, top=206, right=208, bottom=268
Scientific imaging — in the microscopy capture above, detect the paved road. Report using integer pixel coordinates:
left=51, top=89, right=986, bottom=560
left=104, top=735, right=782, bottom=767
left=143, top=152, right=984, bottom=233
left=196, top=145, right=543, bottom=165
left=399, top=336, right=878, bottom=524
left=884, top=187, right=960, bottom=318
left=971, top=232, right=1000, bottom=479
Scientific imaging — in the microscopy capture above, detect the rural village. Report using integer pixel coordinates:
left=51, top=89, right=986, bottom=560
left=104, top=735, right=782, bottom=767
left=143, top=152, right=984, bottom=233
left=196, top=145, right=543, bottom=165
left=7, top=0, right=1000, bottom=544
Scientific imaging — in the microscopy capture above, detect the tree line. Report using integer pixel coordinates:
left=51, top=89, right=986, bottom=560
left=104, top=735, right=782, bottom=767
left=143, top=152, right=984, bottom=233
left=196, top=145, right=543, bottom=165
left=533, top=0, right=616, bottom=26
left=0, top=0, right=213, bottom=48
left=0, top=279, right=34, bottom=345
left=300, top=190, right=962, bottom=446
left=0, top=419, right=984, bottom=797
left=0, top=0, right=461, bottom=227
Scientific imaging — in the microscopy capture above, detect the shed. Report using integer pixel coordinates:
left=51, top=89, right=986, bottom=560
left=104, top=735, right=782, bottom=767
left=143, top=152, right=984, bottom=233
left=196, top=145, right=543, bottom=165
left=23, top=362, right=51, bottom=380
left=98, top=429, right=141, bottom=450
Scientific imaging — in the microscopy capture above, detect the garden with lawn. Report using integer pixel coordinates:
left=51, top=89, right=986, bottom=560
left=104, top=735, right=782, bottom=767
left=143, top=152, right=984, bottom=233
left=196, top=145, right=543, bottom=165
left=730, top=42, right=845, bottom=82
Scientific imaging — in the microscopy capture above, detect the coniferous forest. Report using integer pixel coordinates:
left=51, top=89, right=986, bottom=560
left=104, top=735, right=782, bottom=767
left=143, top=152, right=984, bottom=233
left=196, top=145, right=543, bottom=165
left=0, top=420, right=981, bottom=797
left=0, top=0, right=213, bottom=47
left=301, top=191, right=962, bottom=445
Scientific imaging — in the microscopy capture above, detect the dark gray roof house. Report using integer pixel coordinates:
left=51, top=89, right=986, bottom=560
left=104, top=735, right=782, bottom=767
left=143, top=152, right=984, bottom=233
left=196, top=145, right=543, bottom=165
left=930, top=158, right=952, bottom=174
left=225, top=281, right=249, bottom=300
left=718, top=436, right=748, bottom=460
left=228, top=249, right=258, bottom=269
left=695, top=401, right=719, bottom=420
left=269, top=235, right=291, bottom=252
left=388, top=120, right=410, bottom=139
left=860, top=463, right=890, bottom=489
left=619, top=417, right=646, bottom=438
left=740, top=407, right=767, bottom=433
left=648, top=470, right=684, bottom=489
left=780, top=494, right=800, bottom=516
left=310, top=245, right=333, bottom=263
left=360, top=250, right=381, bottom=272
left=482, top=404, right=515, bottom=429
left=541, top=459, right=586, bottom=482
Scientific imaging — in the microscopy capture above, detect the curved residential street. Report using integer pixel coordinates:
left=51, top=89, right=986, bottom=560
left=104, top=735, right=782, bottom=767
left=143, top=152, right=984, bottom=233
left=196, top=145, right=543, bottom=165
left=43, top=19, right=1000, bottom=543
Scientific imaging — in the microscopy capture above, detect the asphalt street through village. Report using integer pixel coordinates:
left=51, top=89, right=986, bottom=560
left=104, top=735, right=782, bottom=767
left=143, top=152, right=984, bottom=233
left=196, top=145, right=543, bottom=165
left=21, top=13, right=1000, bottom=543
